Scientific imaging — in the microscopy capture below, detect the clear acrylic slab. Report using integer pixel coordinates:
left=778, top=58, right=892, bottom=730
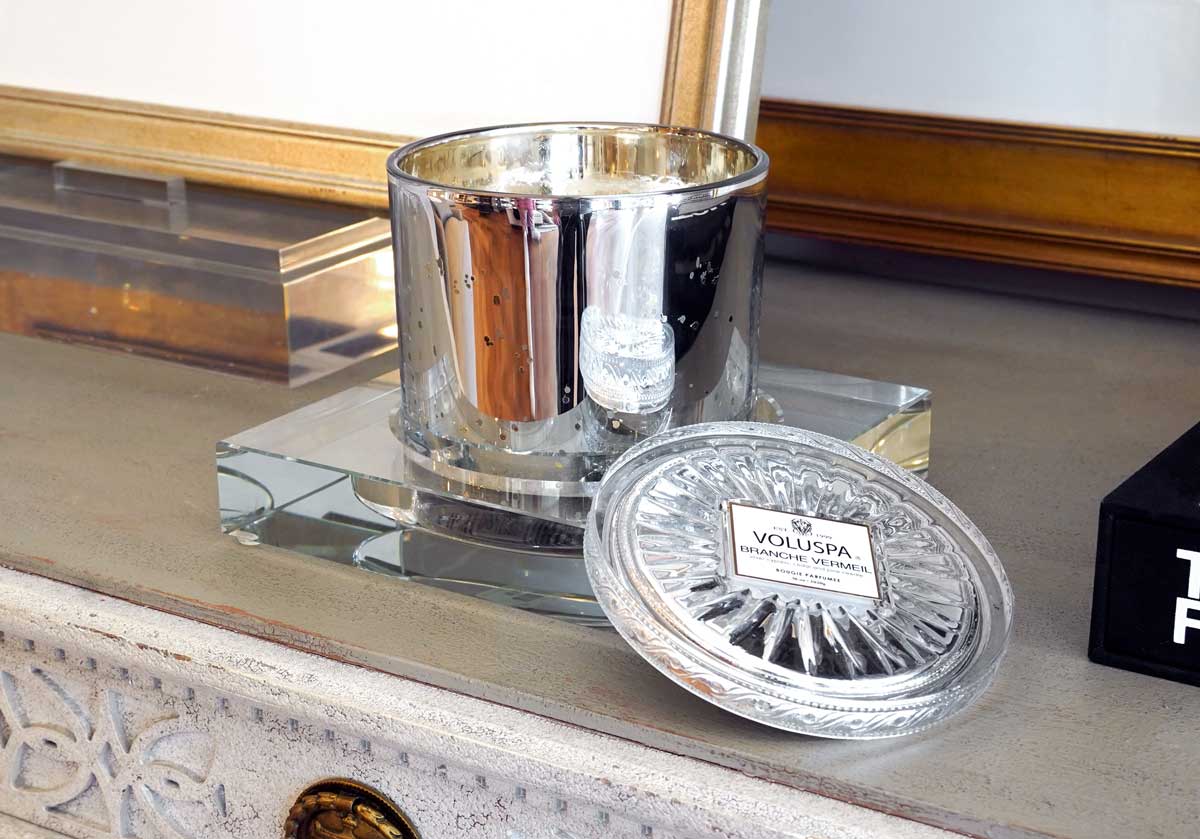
left=217, top=365, right=931, bottom=624
left=0, top=155, right=395, bottom=385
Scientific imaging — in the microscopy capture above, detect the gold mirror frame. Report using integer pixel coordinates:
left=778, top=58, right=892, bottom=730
left=0, top=0, right=767, bottom=210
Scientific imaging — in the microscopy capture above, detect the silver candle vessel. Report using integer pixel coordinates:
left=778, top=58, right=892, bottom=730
left=386, top=123, right=768, bottom=548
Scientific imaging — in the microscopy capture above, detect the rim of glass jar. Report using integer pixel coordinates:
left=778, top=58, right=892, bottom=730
left=385, top=121, right=769, bottom=203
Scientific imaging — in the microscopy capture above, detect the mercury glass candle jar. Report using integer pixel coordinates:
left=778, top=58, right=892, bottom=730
left=386, top=123, right=768, bottom=534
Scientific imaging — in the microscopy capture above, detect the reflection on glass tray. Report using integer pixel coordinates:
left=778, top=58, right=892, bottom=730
left=217, top=364, right=931, bottom=624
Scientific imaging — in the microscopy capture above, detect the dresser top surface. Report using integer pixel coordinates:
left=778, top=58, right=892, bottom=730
left=4, top=261, right=1200, bottom=839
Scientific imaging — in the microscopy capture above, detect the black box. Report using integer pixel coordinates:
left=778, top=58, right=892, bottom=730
left=1090, top=420, right=1200, bottom=686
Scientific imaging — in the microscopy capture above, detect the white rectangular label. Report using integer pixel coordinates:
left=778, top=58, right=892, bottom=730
left=727, top=502, right=880, bottom=599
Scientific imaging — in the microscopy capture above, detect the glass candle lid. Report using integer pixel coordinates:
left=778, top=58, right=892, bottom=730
left=584, top=422, right=1013, bottom=739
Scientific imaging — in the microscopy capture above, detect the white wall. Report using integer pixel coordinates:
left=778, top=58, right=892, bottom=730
left=0, top=0, right=672, bottom=137
left=763, top=0, right=1200, bottom=137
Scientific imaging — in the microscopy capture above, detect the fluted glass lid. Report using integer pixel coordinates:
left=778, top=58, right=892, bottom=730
left=584, top=422, right=1013, bottom=739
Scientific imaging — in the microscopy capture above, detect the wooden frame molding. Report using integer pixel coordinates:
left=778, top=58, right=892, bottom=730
left=758, top=98, right=1200, bottom=287
left=7, top=83, right=1196, bottom=288
left=0, top=2, right=743, bottom=211
left=660, top=0, right=767, bottom=141
left=0, top=85, right=406, bottom=209
left=661, top=0, right=728, bottom=129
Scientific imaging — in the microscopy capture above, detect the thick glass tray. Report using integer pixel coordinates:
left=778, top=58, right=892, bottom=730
left=217, top=364, right=931, bottom=624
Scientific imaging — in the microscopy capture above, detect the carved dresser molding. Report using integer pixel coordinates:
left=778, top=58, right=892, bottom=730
left=0, top=567, right=952, bottom=839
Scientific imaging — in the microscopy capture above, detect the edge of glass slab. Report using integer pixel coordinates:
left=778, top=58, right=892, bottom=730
left=216, top=365, right=931, bottom=624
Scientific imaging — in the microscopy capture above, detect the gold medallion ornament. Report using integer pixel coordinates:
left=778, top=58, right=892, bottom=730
left=284, top=780, right=419, bottom=839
